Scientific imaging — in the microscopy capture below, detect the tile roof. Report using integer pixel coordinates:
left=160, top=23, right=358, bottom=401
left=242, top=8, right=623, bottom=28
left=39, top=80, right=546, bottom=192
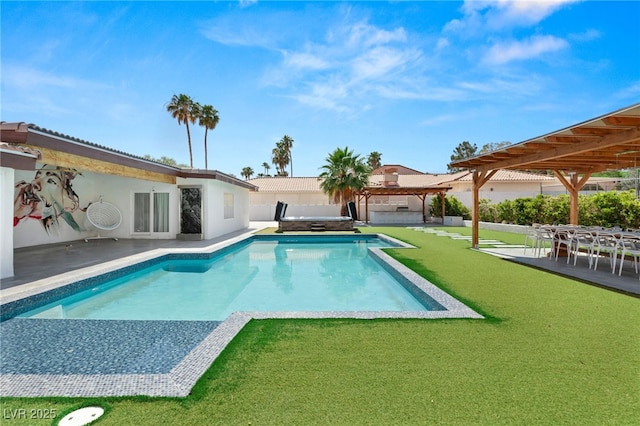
left=248, top=177, right=324, bottom=192
left=371, top=164, right=425, bottom=175
left=249, top=169, right=556, bottom=192
left=368, top=172, right=461, bottom=188
left=0, top=142, right=42, bottom=159
left=454, top=170, right=556, bottom=182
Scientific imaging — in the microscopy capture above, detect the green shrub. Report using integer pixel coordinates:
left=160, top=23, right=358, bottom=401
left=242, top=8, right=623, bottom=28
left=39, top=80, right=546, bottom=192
left=430, top=195, right=471, bottom=220
left=478, top=199, right=498, bottom=222
left=479, top=191, right=639, bottom=227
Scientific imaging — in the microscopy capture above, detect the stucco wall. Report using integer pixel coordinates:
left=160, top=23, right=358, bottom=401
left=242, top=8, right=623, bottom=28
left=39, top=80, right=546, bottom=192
left=12, top=168, right=251, bottom=249
left=250, top=192, right=340, bottom=220
left=1, top=167, right=14, bottom=278
left=195, top=178, right=251, bottom=239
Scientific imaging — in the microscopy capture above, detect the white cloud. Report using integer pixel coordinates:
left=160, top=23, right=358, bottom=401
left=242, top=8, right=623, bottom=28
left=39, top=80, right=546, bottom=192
left=569, top=28, right=601, bottom=42
left=2, top=64, right=110, bottom=90
left=239, top=0, right=257, bottom=8
left=265, top=16, right=428, bottom=113
left=282, top=51, right=330, bottom=71
left=436, top=37, right=450, bottom=51
left=342, top=22, right=407, bottom=48
left=350, top=46, right=421, bottom=80
left=450, top=0, right=582, bottom=33
left=483, top=35, right=569, bottom=65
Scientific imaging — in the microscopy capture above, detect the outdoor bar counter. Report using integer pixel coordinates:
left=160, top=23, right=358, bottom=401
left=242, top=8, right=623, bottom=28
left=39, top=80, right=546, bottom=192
left=369, top=211, right=423, bottom=224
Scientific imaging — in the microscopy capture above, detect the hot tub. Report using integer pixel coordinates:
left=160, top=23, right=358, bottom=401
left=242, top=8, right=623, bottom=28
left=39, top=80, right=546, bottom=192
left=278, top=216, right=354, bottom=231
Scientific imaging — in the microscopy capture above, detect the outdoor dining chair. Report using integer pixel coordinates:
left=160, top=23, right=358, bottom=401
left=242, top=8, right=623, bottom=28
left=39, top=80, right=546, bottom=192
left=524, top=224, right=555, bottom=259
left=572, top=229, right=596, bottom=267
left=591, top=230, right=620, bottom=273
left=554, top=227, right=576, bottom=264
left=617, top=233, right=640, bottom=279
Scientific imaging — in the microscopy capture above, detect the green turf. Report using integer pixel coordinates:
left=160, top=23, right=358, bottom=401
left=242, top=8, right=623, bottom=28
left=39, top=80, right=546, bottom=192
left=1, top=227, right=638, bottom=425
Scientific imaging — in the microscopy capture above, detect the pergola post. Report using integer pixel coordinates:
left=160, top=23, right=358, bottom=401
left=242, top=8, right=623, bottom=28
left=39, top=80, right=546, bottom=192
left=553, top=171, right=591, bottom=225
left=417, top=194, right=427, bottom=223
left=471, top=170, right=497, bottom=248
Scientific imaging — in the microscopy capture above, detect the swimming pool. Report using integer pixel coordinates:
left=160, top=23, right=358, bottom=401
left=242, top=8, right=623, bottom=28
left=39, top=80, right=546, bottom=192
left=14, top=235, right=443, bottom=320
left=0, top=233, right=482, bottom=397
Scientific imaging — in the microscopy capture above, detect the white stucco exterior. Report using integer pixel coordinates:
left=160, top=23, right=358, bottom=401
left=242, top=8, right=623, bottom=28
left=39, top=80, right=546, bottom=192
left=11, top=168, right=252, bottom=250
left=1, top=166, right=14, bottom=278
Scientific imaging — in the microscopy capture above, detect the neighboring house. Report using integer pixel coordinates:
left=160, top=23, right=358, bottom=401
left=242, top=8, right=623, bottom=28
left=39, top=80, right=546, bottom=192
left=248, top=164, right=611, bottom=222
left=1, top=122, right=255, bottom=279
left=248, top=165, right=459, bottom=222
left=446, top=169, right=558, bottom=206
left=248, top=177, right=339, bottom=220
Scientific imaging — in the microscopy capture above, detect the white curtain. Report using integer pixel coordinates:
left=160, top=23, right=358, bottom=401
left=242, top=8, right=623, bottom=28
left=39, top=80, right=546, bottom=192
left=134, top=193, right=150, bottom=232
left=154, top=192, right=169, bottom=232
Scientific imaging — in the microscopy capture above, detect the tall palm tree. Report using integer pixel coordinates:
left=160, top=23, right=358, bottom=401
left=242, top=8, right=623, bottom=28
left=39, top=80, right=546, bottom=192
left=280, top=135, right=294, bottom=177
left=367, top=151, right=382, bottom=170
left=166, top=94, right=198, bottom=168
left=272, top=143, right=289, bottom=176
left=241, top=166, right=254, bottom=180
left=198, top=104, right=219, bottom=170
left=319, top=146, right=372, bottom=216
left=262, top=162, right=271, bottom=176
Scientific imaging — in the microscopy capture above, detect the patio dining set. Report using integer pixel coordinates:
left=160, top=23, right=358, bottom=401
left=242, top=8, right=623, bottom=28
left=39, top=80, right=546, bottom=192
left=524, top=224, right=640, bottom=280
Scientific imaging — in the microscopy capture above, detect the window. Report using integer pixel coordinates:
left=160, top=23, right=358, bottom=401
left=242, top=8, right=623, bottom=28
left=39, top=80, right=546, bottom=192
left=133, top=192, right=169, bottom=233
left=224, top=193, right=234, bottom=219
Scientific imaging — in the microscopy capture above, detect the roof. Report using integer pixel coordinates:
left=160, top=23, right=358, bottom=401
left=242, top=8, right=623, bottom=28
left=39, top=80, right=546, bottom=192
left=248, top=177, right=324, bottom=192
left=249, top=169, right=557, bottom=193
left=371, top=165, right=425, bottom=175
left=453, top=170, right=556, bottom=182
left=368, top=172, right=463, bottom=188
left=449, top=103, right=640, bottom=173
left=0, top=122, right=256, bottom=190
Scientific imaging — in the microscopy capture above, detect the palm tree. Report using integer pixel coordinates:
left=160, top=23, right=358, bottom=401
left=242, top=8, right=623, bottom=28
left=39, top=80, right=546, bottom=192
left=262, top=162, right=271, bottom=176
left=319, top=146, right=372, bottom=216
left=198, top=104, right=220, bottom=170
left=367, top=151, right=382, bottom=170
left=241, top=167, right=254, bottom=180
left=272, top=143, right=289, bottom=176
left=166, top=94, right=199, bottom=168
left=280, top=135, right=294, bottom=177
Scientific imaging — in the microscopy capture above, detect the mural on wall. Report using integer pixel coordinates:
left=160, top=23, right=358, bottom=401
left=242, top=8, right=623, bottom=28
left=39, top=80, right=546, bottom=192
left=14, top=165, right=86, bottom=234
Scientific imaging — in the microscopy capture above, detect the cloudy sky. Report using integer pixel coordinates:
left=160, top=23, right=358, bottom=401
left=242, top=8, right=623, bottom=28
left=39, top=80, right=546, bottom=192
left=2, top=1, right=639, bottom=176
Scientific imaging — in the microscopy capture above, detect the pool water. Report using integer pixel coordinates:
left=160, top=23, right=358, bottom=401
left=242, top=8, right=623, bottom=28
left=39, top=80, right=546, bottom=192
left=18, top=237, right=437, bottom=321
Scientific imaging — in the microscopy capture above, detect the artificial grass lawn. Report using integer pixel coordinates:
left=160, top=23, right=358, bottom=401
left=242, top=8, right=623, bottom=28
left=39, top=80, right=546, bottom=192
left=1, top=227, right=638, bottom=425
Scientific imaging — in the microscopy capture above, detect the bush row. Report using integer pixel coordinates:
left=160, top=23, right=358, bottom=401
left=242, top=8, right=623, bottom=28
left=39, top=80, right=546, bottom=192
left=430, top=191, right=640, bottom=228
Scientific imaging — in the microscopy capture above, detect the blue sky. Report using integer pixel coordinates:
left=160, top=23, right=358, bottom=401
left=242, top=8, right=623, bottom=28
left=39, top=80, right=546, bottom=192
left=2, top=1, right=639, bottom=176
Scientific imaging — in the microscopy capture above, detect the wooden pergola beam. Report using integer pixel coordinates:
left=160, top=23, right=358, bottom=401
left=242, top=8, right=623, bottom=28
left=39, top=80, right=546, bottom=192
left=473, top=127, right=640, bottom=172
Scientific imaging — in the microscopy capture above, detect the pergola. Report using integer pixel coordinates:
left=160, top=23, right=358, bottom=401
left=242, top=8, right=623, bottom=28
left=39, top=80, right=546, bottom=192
left=449, top=103, right=640, bottom=248
left=356, top=186, right=452, bottom=223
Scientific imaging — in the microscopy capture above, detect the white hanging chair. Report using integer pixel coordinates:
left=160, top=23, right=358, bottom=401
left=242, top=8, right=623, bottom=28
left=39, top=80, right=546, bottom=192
left=84, top=198, right=122, bottom=242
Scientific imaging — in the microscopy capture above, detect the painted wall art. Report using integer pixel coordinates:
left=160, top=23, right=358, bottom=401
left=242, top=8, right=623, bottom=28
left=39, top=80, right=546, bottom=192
left=14, top=166, right=86, bottom=234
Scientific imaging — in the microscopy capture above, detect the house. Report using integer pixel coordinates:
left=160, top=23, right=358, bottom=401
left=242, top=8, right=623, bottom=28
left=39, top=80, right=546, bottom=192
left=248, top=176, right=338, bottom=220
left=248, top=166, right=458, bottom=222
left=445, top=169, right=558, bottom=205
left=1, top=122, right=255, bottom=279
left=247, top=165, right=594, bottom=223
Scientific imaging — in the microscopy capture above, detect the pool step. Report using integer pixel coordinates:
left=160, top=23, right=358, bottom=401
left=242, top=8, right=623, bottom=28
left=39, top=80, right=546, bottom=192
left=311, top=223, right=326, bottom=232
